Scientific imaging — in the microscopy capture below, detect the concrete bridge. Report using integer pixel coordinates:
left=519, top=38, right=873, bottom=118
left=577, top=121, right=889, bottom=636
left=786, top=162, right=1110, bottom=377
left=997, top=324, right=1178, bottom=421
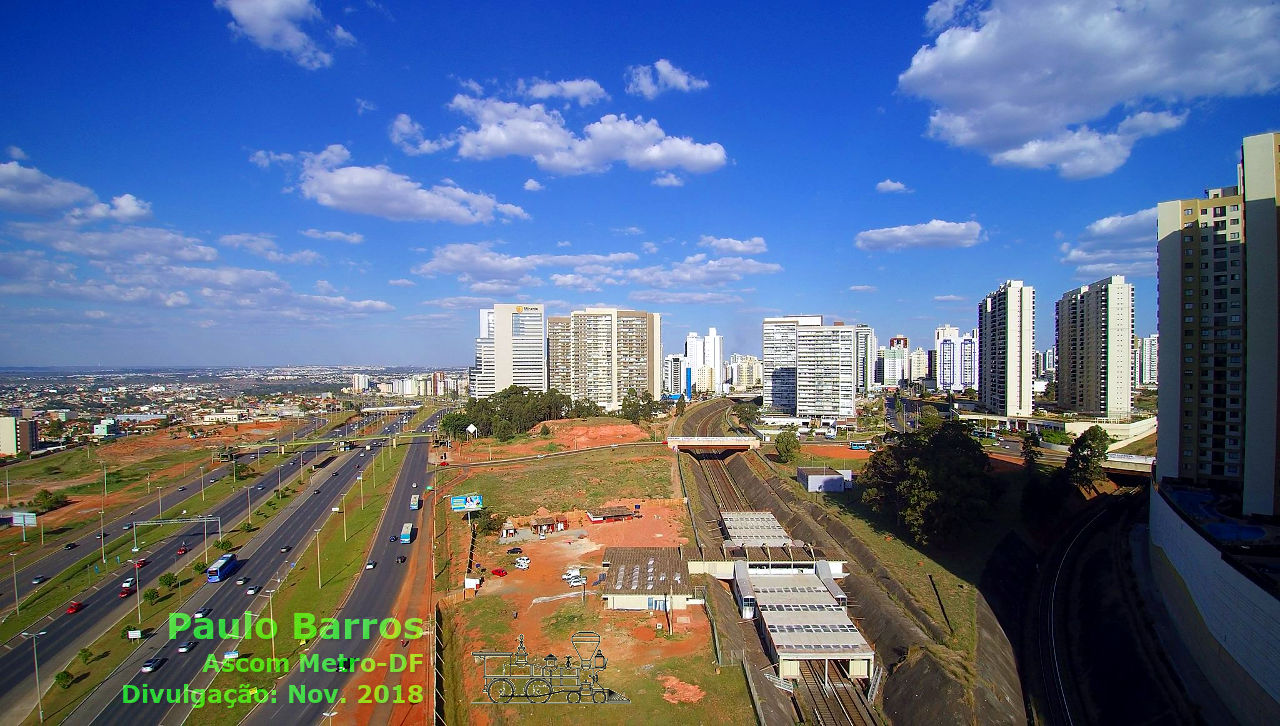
left=667, top=436, right=760, bottom=451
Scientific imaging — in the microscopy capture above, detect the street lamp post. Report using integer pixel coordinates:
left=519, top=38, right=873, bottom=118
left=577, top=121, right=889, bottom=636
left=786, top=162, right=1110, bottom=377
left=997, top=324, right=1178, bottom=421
left=127, top=560, right=142, bottom=623
left=9, top=553, right=18, bottom=615
left=259, top=589, right=277, bottom=660
left=315, top=528, right=323, bottom=589
left=99, top=510, right=106, bottom=563
left=202, top=518, right=208, bottom=563
left=157, top=486, right=164, bottom=517
left=21, top=630, right=48, bottom=723
left=358, top=475, right=365, bottom=510
left=199, top=466, right=206, bottom=502
left=340, top=496, right=347, bottom=541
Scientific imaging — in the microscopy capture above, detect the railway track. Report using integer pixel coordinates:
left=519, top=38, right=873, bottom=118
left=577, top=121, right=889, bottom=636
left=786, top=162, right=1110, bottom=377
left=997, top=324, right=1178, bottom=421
left=683, top=401, right=749, bottom=511
left=798, top=660, right=867, bottom=725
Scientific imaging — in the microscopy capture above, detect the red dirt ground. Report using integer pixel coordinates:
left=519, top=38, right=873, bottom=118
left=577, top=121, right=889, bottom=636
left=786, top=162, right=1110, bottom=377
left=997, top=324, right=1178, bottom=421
left=801, top=445, right=873, bottom=460
left=658, top=675, right=706, bottom=703
left=451, top=418, right=655, bottom=462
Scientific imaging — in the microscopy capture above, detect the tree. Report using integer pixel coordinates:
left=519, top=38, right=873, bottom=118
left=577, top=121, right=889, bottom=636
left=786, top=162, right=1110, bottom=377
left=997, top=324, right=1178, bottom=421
left=1021, top=431, right=1042, bottom=470
left=213, top=538, right=233, bottom=552
left=192, top=561, right=208, bottom=574
left=79, top=648, right=93, bottom=665
left=31, top=489, right=70, bottom=514
left=620, top=388, right=643, bottom=425
left=539, top=424, right=551, bottom=437
left=143, top=588, right=160, bottom=606
left=732, top=402, right=760, bottom=428
left=159, top=572, right=179, bottom=590
left=674, top=396, right=687, bottom=416
left=918, top=405, right=942, bottom=432
left=774, top=429, right=801, bottom=463
left=55, top=670, right=73, bottom=689
left=1064, top=425, right=1109, bottom=491
left=492, top=418, right=515, bottom=442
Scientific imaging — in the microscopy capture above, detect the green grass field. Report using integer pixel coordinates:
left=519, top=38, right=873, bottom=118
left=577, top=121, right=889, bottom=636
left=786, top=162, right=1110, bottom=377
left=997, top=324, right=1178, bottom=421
left=1114, top=432, right=1157, bottom=457
left=454, top=448, right=673, bottom=518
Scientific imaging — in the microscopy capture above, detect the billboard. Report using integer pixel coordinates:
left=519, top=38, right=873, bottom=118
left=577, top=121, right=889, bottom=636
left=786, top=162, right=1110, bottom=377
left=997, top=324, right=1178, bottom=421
left=450, top=494, right=484, bottom=512
left=12, top=512, right=36, bottom=528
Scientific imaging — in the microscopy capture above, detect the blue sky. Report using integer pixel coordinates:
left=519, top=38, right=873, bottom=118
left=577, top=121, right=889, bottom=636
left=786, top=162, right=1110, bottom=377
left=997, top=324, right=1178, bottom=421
left=2, top=1, right=1278, bottom=367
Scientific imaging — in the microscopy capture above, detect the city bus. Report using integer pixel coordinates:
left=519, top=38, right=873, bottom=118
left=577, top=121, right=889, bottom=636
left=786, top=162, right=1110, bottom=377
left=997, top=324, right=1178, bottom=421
left=409, top=494, right=421, bottom=510
left=399, top=523, right=414, bottom=544
left=207, top=553, right=240, bottom=582
left=848, top=441, right=877, bottom=452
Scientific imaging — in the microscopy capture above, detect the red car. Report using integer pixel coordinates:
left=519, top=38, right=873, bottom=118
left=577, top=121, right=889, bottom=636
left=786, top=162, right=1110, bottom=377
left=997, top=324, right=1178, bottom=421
left=66, top=601, right=83, bottom=614
left=177, top=546, right=189, bottom=555
left=438, top=461, right=449, bottom=466
left=133, top=558, right=148, bottom=568
left=491, top=568, right=508, bottom=577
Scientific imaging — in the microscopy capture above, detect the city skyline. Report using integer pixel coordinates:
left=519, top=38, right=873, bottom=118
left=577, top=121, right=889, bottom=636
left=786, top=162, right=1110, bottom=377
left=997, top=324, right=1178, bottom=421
left=2, top=3, right=1279, bottom=366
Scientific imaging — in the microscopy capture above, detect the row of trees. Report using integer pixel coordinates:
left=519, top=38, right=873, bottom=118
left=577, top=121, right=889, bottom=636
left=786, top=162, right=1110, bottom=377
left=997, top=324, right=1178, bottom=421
left=858, top=419, right=997, bottom=546
left=438, top=386, right=610, bottom=442
left=1021, top=425, right=1111, bottom=516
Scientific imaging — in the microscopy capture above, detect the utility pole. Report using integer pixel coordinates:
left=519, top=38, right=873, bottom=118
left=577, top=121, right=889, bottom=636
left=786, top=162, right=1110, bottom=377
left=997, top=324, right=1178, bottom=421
left=315, top=527, right=323, bottom=589
left=9, top=553, right=18, bottom=615
left=99, top=510, right=106, bottom=563
left=199, top=465, right=206, bottom=502
left=21, top=630, right=47, bottom=723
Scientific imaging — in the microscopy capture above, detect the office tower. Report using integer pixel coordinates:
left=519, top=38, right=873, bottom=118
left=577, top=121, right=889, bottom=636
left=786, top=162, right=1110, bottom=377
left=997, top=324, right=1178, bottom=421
left=472, top=304, right=548, bottom=399
left=883, top=343, right=909, bottom=388
left=909, top=347, right=929, bottom=382
left=978, top=280, right=1036, bottom=417
left=547, top=316, right=572, bottom=394
left=936, top=326, right=979, bottom=393
left=762, top=315, right=823, bottom=414
left=1055, top=275, right=1135, bottom=418
left=1139, top=334, right=1159, bottom=386
left=663, top=353, right=688, bottom=398
left=796, top=323, right=857, bottom=420
left=0, top=417, right=38, bottom=456
left=852, top=324, right=878, bottom=394
left=546, top=308, right=662, bottom=411
left=874, top=347, right=886, bottom=386
left=1157, top=132, right=1279, bottom=515
left=683, top=327, right=725, bottom=394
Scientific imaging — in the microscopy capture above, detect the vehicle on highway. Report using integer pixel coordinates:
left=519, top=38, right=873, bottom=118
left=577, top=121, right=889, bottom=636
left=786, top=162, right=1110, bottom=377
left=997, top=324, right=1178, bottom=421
left=133, top=558, right=148, bottom=568
left=396, top=556, right=407, bottom=564
left=246, top=586, right=259, bottom=595
left=235, top=577, right=248, bottom=585
left=96, top=533, right=107, bottom=539
left=399, top=523, right=413, bottom=544
left=365, top=561, right=376, bottom=570
left=507, top=547, right=523, bottom=555
left=492, top=568, right=508, bottom=577
left=122, top=523, right=132, bottom=530
left=30, top=575, right=47, bottom=585
left=412, top=482, right=418, bottom=488
left=279, top=545, right=291, bottom=553
left=178, top=641, right=197, bottom=653
left=193, top=607, right=211, bottom=619
left=256, top=485, right=265, bottom=490
left=62, top=543, right=76, bottom=550
left=409, top=494, right=421, bottom=510
left=314, top=488, right=321, bottom=494
left=206, top=553, right=240, bottom=582
left=121, top=577, right=136, bottom=590
left=66, top=601, right=83, bottom=614
left=177, top=545, right=189, bottom=555
left=140, top=658, right=162, bottom=673
left=178, top=486, right=186, bottom=491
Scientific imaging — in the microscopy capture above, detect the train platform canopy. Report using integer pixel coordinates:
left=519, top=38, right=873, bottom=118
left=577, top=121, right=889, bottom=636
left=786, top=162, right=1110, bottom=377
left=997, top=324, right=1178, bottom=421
left=747, top=571, right=873, bottom=671
left=721, top=511, right=799, bottom=548
left=600, top=547, right=695, bottom=611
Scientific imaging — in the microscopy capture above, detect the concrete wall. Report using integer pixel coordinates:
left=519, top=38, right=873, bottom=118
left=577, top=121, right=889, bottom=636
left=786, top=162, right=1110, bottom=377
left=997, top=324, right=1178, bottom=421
left=1148, top=490, right=1280, bottom=724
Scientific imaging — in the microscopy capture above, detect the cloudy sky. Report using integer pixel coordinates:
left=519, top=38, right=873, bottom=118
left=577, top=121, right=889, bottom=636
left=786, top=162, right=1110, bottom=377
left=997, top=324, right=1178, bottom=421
left=2, top=1, right=1278, bottom=367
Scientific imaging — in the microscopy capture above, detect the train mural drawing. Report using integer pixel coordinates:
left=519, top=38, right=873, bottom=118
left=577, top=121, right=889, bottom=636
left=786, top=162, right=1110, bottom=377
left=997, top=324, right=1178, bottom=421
left=471, top=631, right=629, bottom=705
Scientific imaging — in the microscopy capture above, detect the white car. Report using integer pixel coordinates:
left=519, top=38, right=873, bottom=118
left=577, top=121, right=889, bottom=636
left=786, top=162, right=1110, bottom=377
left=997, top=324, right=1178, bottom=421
left=246, top=586, right=259, bottom=595
left=121, top=577, right=136, bottom=590
left=515, top=562, right=530, bottom=570
left=193, top=608, right=211, bottom=619
left=566, top=576, right=587, bottom=587
left=515, top=556, right=530, bottom=565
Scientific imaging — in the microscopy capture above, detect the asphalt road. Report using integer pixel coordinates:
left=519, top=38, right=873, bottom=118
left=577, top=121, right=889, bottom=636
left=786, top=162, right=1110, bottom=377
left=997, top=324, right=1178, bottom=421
left=85, top=413, right=420, bottom=726
left=245, top=407, right=448, bottom=726
left=0, top=417, right=326, bottom=614
left=0, top=415, right=373, bottom=720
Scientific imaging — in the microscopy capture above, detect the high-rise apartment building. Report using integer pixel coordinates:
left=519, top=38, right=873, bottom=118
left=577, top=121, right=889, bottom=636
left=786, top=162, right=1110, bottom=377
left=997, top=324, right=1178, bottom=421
left=1055, top=275, right=1135, bottom=418
left=762, top=315, right=822, bottom=414
left=936, top=325, right=979, bottom=393
left=729, top=353, right=763, bottom=391
left=546, top=307, right=662, bottom=411
left=1138, top=334, right=1159, bottom=386
left=795, top=324, right=857, bottom=420
left=882, top=341, right=909, bottom=388
left=908, top=347, right=929, bottom=382
left=684, top=327, right=726, bottom=394
left=978, top=280, right=1036, bottom=417
left=350, top=374, right=370, bottom=393
left=663, top=353, right=688, bottom=398
left=1157, top=132, right=1279, bottom=515
left=0, top=417, right=38, bottom=456
left=852, top=324, right=877, bottom=394
left=547, top=316, right=572, bottom=394
left=472, top=304, right=548, bottom=400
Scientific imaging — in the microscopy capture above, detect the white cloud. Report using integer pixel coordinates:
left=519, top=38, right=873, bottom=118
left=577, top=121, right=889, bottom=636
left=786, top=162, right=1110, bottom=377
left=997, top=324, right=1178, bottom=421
left=641, top=241, right=658, bottom=254
left=900, top=0, right=1280, bottom=178
left=6, top=146, right=26, bottom=160
left=14, top=222, right=218, bottom=262
left=626, top=254, right=781, bottom=289
left=355, top=98, right=377, bottom=115
left=550, top=273, right=602, bottom=292
left=625, top=59, right=709, bottom=99
left=447, top=95, right=726, bottom=175
left=84, top=309, right=107, bottom=319
left=387, top=278, right=415, bottom=287
left=331, top=24, right=356, bottom=45
left=848, top=284, right=878, bottom=292
left=652, top=172, right=684, bottom=187
left=613, top=226, right=643, bottom=236
left=467, top=276, right=542, bottom=295
left=296, top=294, right=393, bottom=313
left=629, top=290, right=742, bottom=304
left=314, top=279, right=338, bottom=294
left=1060, top=206, right=1157, bottom=279
left=519, top=78, right=608, bottom=106
left=0, top=161, right=95, bottom=213
left=215, top=0, right=335, bottom=70
left=295, top=144, right=527, bottom=223
left=65, top=193, right=153, bottom=224
left=933, top=294, right=965, bottom=302
left=699, top=235, right=767, bottom=255
left=389, top=113, right=455, bottom=156
left=411, top=241, right=637, bottom=281
left=875, top=179, right=911, bottom=193
left=523, top=178, right=544, bottom=191
left=300, top=228, right=363, bottom=243
left=555, top=240, right=571, bottom=247
left=421, top=295, right=497, bottom=309
left=854, top=219, right=983, bottom=252
left=249, top=150, right=294, bottom=168
left=220, top=232, right=322, bottom=264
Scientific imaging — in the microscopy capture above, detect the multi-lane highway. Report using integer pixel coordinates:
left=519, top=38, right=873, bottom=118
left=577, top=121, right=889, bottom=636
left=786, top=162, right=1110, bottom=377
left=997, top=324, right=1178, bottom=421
left=81, top=410, right=429, bottom=726
left=245, top=407, right=447, bottom=726
left=0, top=417, right=326, bottom=614
left=0, top=415, right=376, bottom=723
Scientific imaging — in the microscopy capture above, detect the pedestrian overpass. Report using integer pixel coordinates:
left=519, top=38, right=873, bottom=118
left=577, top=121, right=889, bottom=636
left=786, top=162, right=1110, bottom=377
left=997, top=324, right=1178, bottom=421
left=666, top=436, right=760, bottom=451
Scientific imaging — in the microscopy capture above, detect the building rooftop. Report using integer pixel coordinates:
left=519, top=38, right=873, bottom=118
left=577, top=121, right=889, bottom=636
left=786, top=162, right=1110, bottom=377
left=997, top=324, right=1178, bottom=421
left=587, top=505, right=635, bottom=519
left=721, top=511, right=796, bottom=547
left=751, top=572, right=871, bottom=658
left=600, top=547, right=693, bottom=597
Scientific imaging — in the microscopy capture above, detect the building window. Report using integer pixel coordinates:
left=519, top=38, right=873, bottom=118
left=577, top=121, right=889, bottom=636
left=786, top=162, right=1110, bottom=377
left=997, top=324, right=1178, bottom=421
left=1229, top=232, right=1240, bottom=240
left=1185, top=208, right=1194, bottom=215
left=1229, top=204, right=1239, bottom=211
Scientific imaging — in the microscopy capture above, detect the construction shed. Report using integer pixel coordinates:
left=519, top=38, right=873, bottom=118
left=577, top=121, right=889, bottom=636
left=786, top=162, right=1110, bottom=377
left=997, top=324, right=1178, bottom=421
left=586, top=505, right=635, bottom=523
left=797, top=467, right=854, bottom=493
left=600, top=547, right=695, bottom=611
left=530, top=515, right=568, bottom=534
